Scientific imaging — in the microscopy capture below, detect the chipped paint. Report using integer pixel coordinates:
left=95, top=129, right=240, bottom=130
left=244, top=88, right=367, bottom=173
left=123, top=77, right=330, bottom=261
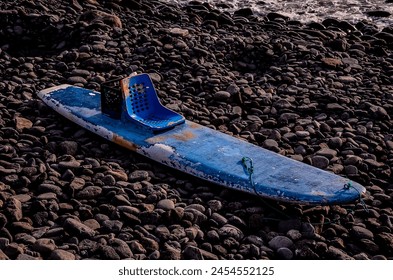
left=145, top=135, right=166, bottom=144
left=68, top=106, right=101, bottom=117
left=140, top=143, right=176, bottom=162
left=113, top=134, right=138, bottom=151
left=38, top=84, right=367, bottom=205
left=310, top=190, right=328, bottom=196
left=120, top=78, right=130, bottom=98
left=172, top=131, right=195, bottom=141
left=145, top=131, right=195, bottom=143
left=188, top=122, right=201, bottom=129
left=217, top=146, right=242, bottom=157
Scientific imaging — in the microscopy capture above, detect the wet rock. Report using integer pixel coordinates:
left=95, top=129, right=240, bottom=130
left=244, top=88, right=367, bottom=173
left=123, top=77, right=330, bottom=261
left=366, top=10, right=391, bottom=17
left=234, top=8, right=253, bottom=17
left=267, top=12, right=289, bottom=21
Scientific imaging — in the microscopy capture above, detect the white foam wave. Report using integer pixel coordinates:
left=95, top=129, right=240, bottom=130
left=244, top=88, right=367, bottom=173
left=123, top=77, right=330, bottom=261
left=162, top=0, right=393, bottom=28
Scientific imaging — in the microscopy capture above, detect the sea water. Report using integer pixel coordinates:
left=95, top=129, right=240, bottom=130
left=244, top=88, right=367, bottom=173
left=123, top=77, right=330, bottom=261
left=162, top=0, right=393, bottom=29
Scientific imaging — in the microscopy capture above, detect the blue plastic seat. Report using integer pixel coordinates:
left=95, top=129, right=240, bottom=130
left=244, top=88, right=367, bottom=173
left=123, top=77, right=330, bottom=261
left=121, top=73, right=185, bottom=131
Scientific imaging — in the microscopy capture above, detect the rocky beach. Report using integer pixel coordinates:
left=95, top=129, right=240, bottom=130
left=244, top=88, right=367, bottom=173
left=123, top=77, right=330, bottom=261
left=0, top=0, right=392, bottom=260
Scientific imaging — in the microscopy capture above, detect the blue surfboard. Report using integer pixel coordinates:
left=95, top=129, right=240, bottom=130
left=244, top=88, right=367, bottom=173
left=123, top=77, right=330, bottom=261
left=38, top=74, right=366, bottom=205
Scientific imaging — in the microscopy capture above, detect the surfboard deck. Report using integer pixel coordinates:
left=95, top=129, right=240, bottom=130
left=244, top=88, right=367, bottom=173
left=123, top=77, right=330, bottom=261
left=38, top=84, right=366, bottom=205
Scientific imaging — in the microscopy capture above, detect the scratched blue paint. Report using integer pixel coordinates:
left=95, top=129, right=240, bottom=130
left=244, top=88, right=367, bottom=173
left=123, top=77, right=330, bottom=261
left=38, top=84, right=366, bottom=205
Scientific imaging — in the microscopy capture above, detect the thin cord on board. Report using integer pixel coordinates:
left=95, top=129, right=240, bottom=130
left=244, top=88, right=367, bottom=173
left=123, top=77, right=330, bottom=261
left=240, top=156, right=369, bottom=225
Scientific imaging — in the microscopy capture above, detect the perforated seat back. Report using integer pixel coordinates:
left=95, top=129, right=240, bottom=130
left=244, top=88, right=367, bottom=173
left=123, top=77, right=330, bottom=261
left=122, top=74, right=185, bottom=131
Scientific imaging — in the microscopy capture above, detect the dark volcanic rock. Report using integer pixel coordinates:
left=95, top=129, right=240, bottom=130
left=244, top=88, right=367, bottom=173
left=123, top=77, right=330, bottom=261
left=63, top=218, right=96, bottom=238
left=0, top=0, right=392, bottom=261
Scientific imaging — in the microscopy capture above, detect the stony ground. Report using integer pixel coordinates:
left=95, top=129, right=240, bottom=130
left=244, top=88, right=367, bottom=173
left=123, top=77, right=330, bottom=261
left=0, top=0, right=392, bottom=260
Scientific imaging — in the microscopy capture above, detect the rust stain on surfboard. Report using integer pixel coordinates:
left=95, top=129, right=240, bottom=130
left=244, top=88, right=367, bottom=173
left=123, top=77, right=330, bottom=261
left=172, top=131, right=195, bottom=141
left=146, top=131, right=196, bottom=144
left=189, top=122, right=201, bottom=129
left=113, top=134, right=138, bottom=151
